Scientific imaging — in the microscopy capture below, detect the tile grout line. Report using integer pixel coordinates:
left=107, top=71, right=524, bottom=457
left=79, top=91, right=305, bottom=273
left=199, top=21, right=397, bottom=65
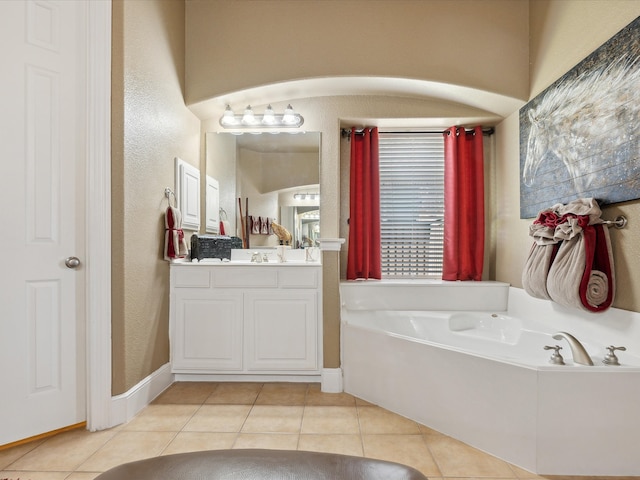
left=232, top=382, right=263, bottom=448
left=296, top=384, right=308, bottom=450
left=156, top=386, right=215, bottom=457
left=355, top=401, right=366, bottom=457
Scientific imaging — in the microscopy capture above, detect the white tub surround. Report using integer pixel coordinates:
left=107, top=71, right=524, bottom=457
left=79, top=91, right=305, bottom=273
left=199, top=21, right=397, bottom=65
left=318, top=238, right=345, bottom=251
left=340, top=280, right=509, bottom=312
left=340, top=281, right=640, bottom=476
left=170, top=261, right=322, bottom=384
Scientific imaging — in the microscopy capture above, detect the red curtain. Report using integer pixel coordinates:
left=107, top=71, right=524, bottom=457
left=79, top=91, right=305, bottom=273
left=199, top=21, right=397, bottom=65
left=442, top=126, right=485, bottom=281
left=347, top=127, right=382, bottom=280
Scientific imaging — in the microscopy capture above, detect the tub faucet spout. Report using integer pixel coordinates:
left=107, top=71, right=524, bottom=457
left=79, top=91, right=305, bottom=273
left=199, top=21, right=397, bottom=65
left=552, top=332, right=594, bottom=366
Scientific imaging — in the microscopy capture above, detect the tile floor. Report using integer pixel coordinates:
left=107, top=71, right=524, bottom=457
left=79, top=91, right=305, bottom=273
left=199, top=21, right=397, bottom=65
left=1, top=382, right=638, bottom=480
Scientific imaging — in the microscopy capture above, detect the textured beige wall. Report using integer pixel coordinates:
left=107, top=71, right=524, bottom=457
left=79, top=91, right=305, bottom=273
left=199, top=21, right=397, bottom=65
left=495, top=3, right=640, bottom=312
left=185, top=0, right=529, bottom=104
left=111, top=0, right=201, bottom=394
left=529, top=0, right=640, bottom=98
left=205, top=132, right=237, bottom=235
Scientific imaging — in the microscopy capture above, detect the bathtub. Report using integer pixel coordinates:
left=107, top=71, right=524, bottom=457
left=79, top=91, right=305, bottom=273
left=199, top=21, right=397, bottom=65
left=340, top=281, right=640, bottom=476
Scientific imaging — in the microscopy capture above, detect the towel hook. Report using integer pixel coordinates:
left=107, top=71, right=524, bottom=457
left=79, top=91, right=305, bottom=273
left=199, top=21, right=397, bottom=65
left=164, top=187, right=176, bottom=207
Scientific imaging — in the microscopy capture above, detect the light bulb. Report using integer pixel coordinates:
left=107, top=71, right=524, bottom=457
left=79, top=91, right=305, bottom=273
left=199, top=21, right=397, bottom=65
left=242, top=105, right=258, bottom=125
left=262, top=105, right=276, bottom=125
left=220, top=105, right=238, bottom=126
left=282, top=104, right=296, bottom=124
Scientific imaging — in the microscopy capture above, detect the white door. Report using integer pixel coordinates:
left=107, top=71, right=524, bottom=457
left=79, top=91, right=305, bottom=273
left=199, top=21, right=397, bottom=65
left=0, top=0, right=88, bottom=445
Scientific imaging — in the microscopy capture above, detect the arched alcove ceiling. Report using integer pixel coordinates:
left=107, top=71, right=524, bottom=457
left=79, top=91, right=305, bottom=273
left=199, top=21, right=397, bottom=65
left=188, top=76, right=527, bottom=123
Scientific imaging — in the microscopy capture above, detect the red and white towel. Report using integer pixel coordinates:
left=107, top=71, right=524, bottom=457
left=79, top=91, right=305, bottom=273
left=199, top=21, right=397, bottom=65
left=249, top=216, right=272, bottom=235
left=522, top=198, right=615, bottom=312
left=164, top=205, right=189, bottom=261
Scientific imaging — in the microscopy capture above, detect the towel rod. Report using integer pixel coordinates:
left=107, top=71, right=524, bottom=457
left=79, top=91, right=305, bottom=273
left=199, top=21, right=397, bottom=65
left=602, top=215, right=627, bottom=229
left=340, top=127, right=495, bottom=138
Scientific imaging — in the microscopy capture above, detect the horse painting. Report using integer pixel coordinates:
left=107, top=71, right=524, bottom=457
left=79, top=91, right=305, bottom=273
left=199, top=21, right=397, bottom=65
left=519, top=17, right=640, bottom=219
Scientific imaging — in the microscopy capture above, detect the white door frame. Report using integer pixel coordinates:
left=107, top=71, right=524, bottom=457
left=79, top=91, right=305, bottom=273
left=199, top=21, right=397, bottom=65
left=85, top=0, right=112, bottom=431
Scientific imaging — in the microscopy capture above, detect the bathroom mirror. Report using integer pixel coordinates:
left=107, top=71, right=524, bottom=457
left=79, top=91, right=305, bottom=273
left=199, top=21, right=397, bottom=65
left=205, top=131, right=320, bottom=248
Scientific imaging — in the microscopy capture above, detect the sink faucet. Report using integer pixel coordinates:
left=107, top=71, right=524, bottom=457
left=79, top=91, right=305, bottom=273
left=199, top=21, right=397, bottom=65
left=552, top=332, right=594, bottom=366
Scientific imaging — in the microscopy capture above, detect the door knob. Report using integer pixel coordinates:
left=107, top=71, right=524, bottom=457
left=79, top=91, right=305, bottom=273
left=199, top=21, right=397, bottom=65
left=65, top=256, right=81, bottom=269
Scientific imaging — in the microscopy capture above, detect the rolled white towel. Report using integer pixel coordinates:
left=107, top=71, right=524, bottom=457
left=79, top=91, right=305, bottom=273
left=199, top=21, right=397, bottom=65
left=586, top=270, right=608, bottom=308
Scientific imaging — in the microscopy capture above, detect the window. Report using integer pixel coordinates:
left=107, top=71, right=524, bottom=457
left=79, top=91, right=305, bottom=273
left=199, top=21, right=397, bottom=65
left=379, top=132, right=444, bottom=277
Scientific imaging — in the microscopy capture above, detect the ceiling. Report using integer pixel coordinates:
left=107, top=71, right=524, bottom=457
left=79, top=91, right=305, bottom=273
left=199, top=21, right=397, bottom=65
left=233, top=131, right=320, bottom=154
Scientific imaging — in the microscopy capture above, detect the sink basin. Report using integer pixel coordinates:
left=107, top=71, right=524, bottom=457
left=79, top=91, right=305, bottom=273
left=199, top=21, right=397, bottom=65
left=194, top=258, right=319, bottom=265
left=189, top=248, right=320, bottom=265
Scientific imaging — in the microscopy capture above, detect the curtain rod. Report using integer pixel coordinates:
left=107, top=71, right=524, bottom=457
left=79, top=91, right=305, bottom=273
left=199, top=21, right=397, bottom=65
left=340, top=127, right=495, bottom=138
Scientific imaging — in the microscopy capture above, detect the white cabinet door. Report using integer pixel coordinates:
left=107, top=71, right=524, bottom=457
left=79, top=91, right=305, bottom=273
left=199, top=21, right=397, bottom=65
left=175, top=157, right=200, bottom=231
left=245, top=292, right=318, bottom=371
left=172, top=291, right=243, bottom=371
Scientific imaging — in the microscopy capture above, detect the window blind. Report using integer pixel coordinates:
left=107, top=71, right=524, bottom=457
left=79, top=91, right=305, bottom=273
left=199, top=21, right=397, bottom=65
left=378, top=133, right=445, bottom=277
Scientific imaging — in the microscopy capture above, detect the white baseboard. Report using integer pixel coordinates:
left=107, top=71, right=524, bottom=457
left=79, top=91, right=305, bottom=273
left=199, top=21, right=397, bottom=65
left=110, top=363, right=174, bottom=427
left=321, top=368, right=343, bottom=393
left=106, top=365, right=341, bottom=428
left=174, top=373, right=321, bottom=383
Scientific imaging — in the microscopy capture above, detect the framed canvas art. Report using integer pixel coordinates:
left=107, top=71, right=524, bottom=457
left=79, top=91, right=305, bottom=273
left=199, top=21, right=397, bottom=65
left=519, top=17, right=640, bottom=219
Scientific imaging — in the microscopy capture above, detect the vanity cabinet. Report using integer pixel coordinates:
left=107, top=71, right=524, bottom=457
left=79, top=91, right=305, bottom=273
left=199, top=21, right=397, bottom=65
left=169, top=264, right=322, bottom=377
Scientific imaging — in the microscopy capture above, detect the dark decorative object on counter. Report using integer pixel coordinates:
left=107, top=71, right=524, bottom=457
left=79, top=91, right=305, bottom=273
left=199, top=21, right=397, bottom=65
left=190, top=234, right=243, bottom=261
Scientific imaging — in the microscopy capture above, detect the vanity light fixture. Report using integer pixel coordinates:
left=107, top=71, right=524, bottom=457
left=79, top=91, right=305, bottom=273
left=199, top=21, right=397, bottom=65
left=294, top=193, right=319, bottom=201
left=300, top=211, right=320, bottom=220
left=219, top=104, right=304, bottom=128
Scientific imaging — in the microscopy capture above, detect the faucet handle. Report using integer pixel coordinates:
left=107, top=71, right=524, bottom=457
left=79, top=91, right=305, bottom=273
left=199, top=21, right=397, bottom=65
left=603, top=345, right=626, bottom=366
left=544, top=345, right=565, bottom=365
